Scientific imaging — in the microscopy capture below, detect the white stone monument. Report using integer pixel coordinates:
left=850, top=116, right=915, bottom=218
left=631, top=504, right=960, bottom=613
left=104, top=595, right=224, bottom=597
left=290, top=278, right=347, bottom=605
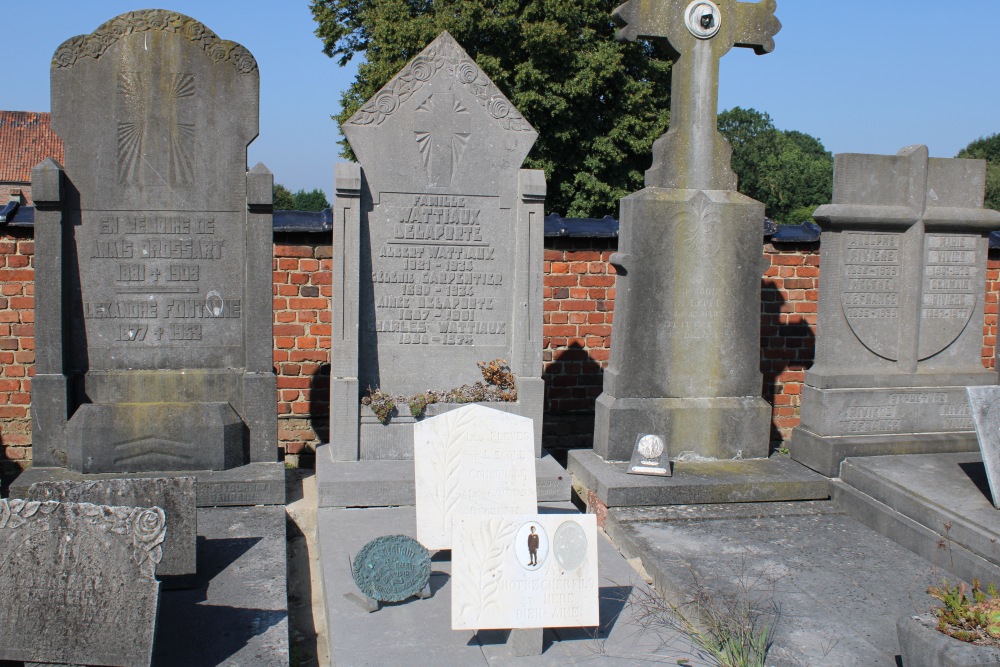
left=451, top=513, right=599, bottom=630
left=414, top=404, right=537, bottom=550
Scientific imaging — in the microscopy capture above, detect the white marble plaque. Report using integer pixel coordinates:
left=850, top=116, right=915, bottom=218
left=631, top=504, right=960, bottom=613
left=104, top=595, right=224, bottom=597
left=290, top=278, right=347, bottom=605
left=415, top=404, right=537, bottom=550
left=451, top=513, right=599, bottom=630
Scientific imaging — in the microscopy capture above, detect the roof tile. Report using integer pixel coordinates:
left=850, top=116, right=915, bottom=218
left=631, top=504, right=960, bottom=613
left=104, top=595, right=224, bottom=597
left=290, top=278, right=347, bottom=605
left=0, top=111, right=65, bottom=184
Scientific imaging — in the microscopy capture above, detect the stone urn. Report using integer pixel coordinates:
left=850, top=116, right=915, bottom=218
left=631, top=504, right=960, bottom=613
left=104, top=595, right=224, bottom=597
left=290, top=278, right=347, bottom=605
left=897, top=613, right=1000, bottom=667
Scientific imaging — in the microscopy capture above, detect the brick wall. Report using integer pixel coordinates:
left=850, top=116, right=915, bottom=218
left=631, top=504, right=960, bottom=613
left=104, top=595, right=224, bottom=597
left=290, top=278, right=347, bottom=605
left=1, top=228, right=998, bottom=479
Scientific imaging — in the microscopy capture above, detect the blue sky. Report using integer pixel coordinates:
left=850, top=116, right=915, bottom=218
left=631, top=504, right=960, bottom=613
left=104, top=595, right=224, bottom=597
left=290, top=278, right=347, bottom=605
left=6, top=2, right=999, bottom=203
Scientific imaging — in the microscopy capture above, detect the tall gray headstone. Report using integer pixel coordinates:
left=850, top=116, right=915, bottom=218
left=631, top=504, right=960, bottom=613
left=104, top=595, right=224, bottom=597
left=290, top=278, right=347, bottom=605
left=25, top=10, right=280, bottom=503
left=322, top=32, right=560, bottom=506
left=0, top=498, right=164, bottom=667
left=592, top=0, right=781, bottom=461
left=792, top=146, right=1000, bottom=476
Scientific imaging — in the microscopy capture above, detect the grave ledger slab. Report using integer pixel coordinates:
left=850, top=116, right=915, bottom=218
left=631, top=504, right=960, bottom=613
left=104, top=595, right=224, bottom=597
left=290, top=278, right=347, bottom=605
left=24, top=10, right=282, bottom=504
left=591, top=0, right=781, bottom=463
left=320, top=31, right=568, bottom=506
left=791, top=146, right=1000, bottom=477
left=14, top=476, right=196, bottom=577
left=0, top=498, right=164, bottom=667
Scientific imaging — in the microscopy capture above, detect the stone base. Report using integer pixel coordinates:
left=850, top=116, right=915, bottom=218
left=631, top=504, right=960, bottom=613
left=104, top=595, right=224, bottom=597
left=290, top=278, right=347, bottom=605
left=790, top=427, right=980, bottom=477
left=65, top=402, right=245, bottom=473
left=835, top=452, right=1000, bottom=586
left=316, top=444, right=570, bottom=508
left=11, top=462, right=285, bottom=507
left=568, top=449, right=830, bottom=507
left=593, top=394, right=771, bottom=462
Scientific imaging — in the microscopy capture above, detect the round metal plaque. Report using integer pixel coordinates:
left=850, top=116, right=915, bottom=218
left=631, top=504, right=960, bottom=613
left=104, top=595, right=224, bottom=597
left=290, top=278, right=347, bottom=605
left=638, top=434, right=666, bottom=460
left=553, top=520, right=589, bottom=571
left=352, top=535, right=431, bottom=602
left=685, top=1, right=722, bottom=39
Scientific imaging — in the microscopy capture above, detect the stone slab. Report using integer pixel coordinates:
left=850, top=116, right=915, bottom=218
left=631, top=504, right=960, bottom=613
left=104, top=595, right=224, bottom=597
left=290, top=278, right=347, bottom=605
left=568, top=449, right=831, bottom=507
left=317, top=443, right=569, bottom=508
left=154, top=506, right=288, bottom=666
left=836, top=453, right=1000, bottom=586
left=451, top=514, right=599, bottom=630
left=605, top=500, right=947, bottom=666
left=969, top=385, right=1000, bottom=508
left=317, top=503, right=711, bottom=666
left=14, top=476, right=196, bottom=578
left=11, top=463, right=285, bottom=508
left=897, top=613, right=1000, bottom=667
left=0, top=499, right=164, bottom=667
left=414, top=405, right=536, bottom=550
left=790, top=427, right=980, bottom=477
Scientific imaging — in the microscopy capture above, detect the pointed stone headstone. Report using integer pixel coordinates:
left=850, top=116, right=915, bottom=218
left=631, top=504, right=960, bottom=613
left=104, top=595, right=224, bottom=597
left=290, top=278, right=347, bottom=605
left=323, top=32, right=565, bottom=509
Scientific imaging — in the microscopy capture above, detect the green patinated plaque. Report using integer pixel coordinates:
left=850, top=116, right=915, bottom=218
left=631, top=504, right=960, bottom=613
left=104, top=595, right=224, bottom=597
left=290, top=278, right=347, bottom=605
left=352, top=535, right=431, bottom=602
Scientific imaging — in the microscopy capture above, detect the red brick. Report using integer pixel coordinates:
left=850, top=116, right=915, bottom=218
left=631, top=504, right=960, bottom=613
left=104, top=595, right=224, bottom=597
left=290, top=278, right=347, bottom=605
left=274, top=245, right=313, bottom=258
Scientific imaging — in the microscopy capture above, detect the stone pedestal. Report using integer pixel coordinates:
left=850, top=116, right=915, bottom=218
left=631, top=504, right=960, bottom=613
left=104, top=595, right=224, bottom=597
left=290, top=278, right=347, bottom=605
left=594, top=189, right=771, bottom=461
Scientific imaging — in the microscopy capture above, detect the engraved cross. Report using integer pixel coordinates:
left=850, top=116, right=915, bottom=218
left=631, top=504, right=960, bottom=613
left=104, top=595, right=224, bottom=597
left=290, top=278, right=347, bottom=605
left=613, top=0, right=780, bottom=190
left=413, top=92, right=472, bottom=188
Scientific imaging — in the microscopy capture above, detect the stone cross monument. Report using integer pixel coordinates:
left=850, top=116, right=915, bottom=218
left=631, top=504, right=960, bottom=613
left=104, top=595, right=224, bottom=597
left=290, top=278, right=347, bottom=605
left=591, top=0, right=781, bottom=462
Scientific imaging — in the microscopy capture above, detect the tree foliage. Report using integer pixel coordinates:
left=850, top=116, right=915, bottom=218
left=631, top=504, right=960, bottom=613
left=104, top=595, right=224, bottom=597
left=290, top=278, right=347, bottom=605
left=718, top=107, right=833, bottom=225
left=957, top=133, right=1000, bottom=211
left=273, top=184, right=331, bottom=211
left=310, top=0, right=672, bottom=217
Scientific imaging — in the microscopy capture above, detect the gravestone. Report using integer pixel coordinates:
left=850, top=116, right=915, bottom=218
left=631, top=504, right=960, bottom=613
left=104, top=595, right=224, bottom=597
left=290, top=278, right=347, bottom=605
left=23, top=9, right=281, bottom=505
left=15, top=476, right=196, bottom=577
left=589, top=0, right=781, bottom=462
left=791, top=146, right=1000, bottom=476
left=967, top=386, right=1000, bottom=509
left=451, top=513, right=599, bottom=630
left=414, top=404, right=537, bottom=550
left=319, top=31, right=568, bottom=507
left=0, top=498, right=164, bottom=667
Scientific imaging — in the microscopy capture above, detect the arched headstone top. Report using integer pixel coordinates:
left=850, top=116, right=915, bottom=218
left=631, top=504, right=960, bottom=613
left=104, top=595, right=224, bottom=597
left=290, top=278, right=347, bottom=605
left=52, top=9, right=258, bottom=74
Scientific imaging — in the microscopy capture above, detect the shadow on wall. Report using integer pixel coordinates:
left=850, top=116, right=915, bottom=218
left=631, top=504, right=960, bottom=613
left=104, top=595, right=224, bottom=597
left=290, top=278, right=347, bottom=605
left=542, top=342, right=604, bottom=464
left=760, top=279, right=817, bottom=452
left=308, top=362, right=331, bottom=446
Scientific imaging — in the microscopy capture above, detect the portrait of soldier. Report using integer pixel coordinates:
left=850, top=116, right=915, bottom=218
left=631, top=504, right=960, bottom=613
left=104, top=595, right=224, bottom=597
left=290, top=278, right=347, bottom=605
left=527, top=525, right=539, bottom=566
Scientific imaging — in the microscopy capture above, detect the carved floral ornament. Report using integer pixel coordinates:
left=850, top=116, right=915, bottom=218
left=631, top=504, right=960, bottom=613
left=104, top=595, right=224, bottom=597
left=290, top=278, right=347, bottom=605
left=351, top=33, right=532, bottom=133
left=0, top=498, right=166, bottom=569
left=52, top=9, right=258, bottom=74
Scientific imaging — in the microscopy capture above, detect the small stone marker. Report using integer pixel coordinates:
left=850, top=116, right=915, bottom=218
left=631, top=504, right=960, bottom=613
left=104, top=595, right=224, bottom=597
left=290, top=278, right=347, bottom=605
left=451, top=514, right=599, bottom=630
left=627, top=434, right=671, bottom=476
left=350, top=535, right=432, bottom=609
left=0, top=498, right=165, bottom=667
left=415, top=404, right=537, bottom=550
left=967, top=386, right=1000, bottom=509
left=18, top=476, right=196, bottom=577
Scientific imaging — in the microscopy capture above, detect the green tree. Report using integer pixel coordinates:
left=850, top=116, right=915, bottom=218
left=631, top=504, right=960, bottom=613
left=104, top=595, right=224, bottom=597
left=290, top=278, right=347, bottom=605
left=310, top=0, right=672, bottom=217
left=293, top=188, right=331, bottom=211
left=718, top=107, right=833, bottom=225
left=273, top=184, right=295, bottom=210
left=273, top=185, right=330, bottom=211
left=957, top=133, right=1000, bottom=211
